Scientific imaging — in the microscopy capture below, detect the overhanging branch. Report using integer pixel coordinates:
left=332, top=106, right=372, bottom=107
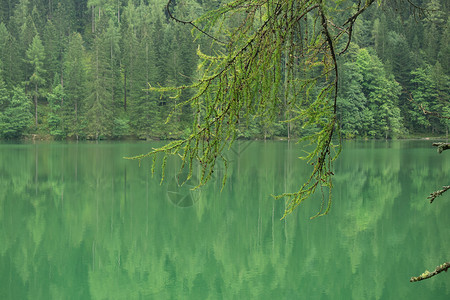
left=428, top=185, right=450, bottom=204
left=166, top=0, right=226, bottom=44
left=410, top=262, right=450, bottom=282
left=432, top=142, right=450, bottom=154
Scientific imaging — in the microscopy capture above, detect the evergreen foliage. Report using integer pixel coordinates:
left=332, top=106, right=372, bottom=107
left=0, top=0, right=446, bottom=141
left=0, top=86, right=32, bottom=139
left=47, top=82, right=66, bottom=139
left=26, top=34, right=46, bottom=127
left=63, top=32, right=88, bottom=139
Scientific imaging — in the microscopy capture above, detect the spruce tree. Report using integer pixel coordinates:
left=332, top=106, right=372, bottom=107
left=63, top=32, right=88, bottom=139
left=85, top=30, right=114, bottom=139
left=26, top=34, right=46, bottom=127
left=0, top=86, right=32, bottom=139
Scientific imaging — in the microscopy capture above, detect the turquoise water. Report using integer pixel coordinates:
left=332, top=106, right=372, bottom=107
left=0, top=140, right=449, bottom=299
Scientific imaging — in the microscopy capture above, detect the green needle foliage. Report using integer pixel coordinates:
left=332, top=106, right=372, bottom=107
left=127, top=0, right=377, bottom=218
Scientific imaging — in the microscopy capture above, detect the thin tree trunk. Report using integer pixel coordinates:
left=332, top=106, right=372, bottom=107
left=60, top=71, right=64, bottom=105
left=284, top=39, right=290, bottom=140
left=91, top=6, right=95, bottom=33
left=124, top=71, right=127, bottom=111
left=34, top=84, right=38, bottom=127
left=117, top=0, right=120, bottom=23
left=111, top=38, right=114, bottom=106
left=48, top=0, right=52, bottom=19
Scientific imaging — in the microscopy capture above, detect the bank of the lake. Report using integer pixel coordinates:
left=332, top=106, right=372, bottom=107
left=13, top=132, right=450, bottom=143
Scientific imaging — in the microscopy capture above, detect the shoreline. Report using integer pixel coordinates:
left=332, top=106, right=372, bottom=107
left=3, top=134, right=448, bottom=143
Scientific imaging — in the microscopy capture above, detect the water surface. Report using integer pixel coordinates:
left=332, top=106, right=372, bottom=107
left=0, top=140, right=449, bottom=299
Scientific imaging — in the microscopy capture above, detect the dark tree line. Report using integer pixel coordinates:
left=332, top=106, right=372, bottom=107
left=0, top=0, right=448, bottom=140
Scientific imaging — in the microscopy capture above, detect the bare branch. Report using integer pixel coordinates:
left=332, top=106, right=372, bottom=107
left=427, top=185, right=450, bottom=204
left=407, top=92, right=450, bottom=120
left=410, top=262, right=450, bottom=282
left=319, top=5, right=338, bottom=114
left=342, top=0, right=376, bottom=26
left=338, top=0, right=361, bottom=55
left=405, top=0, right=427, bottom=11
left=432, top=142, right=450, bottom=154
left=166, top=0, right=226, bottom=44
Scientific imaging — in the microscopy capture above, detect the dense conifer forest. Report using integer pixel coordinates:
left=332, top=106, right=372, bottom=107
left=0, top=0, right=448, bottom=140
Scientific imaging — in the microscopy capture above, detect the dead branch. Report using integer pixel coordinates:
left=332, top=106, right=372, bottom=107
left=428, top=185, right=450, bottom=204
left=407, top=93, right=450, bottom=120
left=410, top=262, right=450, bottom=282
left=432, top=142, right=450, bottom=154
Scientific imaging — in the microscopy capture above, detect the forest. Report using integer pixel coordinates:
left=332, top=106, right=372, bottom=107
left=0, top=0, right=448, bottom=140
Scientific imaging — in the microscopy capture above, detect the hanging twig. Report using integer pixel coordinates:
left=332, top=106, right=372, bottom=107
left=166, top=0, right=226, bottom=44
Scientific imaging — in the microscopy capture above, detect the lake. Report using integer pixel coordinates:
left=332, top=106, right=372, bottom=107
left=0, top=140, right=449, bottom=299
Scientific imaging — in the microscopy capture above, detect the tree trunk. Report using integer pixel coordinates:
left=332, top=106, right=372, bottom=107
left=34, top=84, right=38, bottom=127
left=117, top=0, right=120, bottom=23
left=123, top=71, right=127, bottom=111
left=91, top=6, right=95, bottom=33
left=60, top=72, right=64, bottom=105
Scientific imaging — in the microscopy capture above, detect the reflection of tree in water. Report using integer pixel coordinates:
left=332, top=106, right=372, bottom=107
left=0, top=144, right=91, bottom=299
left=166, top=171, right=199, bottom=208
left=1, top=142, right=449, bottom=299
left=331, top=144, right=402, bottom=299
left=406, top=145, right=450, bottom=287
left=85, top=142, right=306, bottom=298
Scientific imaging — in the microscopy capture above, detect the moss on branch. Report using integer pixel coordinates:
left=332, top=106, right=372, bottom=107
left=427, top=185, right=450, bottom=204
left=410, top=262, right=450, bottom=282
left=432, top=142, right=450, bottom=154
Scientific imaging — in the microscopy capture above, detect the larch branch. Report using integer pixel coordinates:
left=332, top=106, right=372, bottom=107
left=166, top=0, right=226, bottom=44
left=342, top=0, right=375, bottom=26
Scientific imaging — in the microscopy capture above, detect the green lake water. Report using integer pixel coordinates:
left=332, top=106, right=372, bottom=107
left=0, top=140, right=449, bottom=299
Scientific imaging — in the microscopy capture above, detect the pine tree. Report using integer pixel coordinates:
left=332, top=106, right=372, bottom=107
left=0, top=23, right=9, bottom=80
left=125, top=4, right=161, bottom=138
left=0, top=86, right=32, bottom=139
left=437, top=17, right=450, bottom=75
left=85, top=30, right=114, bottom=139
left=337, top=48, right=370, bottom=138
left=26, top=34, right=46, bottom=127
left=430, top=62, right=450, bottom=136
left=63, top=32, right=88, bottom=139
left=130, top=28, right=160, bottom=138
left=356, top=48, right=403, bottom=138
left=424, top=0, right=445, bottom=64
left=11, top=0, right=37, bottom=82
left=103, top=19, right=122, bottom=111
left=43, top=19, right=63, bottom=89
left=47, top=81, right=66, bottom=139
left=409, top=66, right=434, bottom=131
left=384, top=31, right=412, bottom=88
left=0, top=67, right=8, bottom=111
left=0, top=23, right=19, bottom=85
left=372, top=15, right=387, bottom=60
